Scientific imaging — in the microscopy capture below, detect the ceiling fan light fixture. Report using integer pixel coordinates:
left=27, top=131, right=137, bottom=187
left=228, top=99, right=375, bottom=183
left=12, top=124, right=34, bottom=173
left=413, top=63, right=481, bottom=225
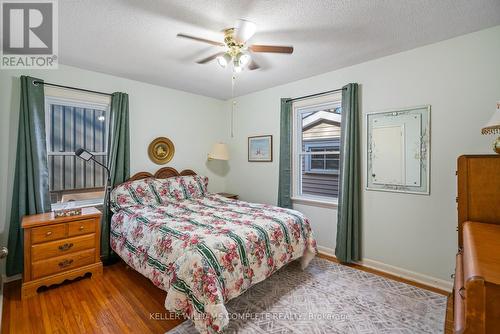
left=216, top=53, right=231, bottom=68
left=233, top=58, right=243, bottom=73
left=238, top=53, right=251, bottom=67
left=178, top=19, right=293, bottom=74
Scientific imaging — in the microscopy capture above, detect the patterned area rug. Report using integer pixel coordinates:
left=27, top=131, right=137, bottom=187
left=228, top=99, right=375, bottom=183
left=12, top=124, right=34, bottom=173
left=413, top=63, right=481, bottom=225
left=167, top=257, right=446, bottom=334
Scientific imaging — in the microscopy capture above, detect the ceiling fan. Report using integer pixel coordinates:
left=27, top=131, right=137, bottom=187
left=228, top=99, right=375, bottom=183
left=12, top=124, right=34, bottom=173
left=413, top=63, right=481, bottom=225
left=177, top=19, right=294, bottom=73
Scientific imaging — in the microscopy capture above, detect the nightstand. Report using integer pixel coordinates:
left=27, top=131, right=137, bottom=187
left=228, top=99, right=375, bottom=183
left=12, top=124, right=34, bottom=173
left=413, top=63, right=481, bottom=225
left=217, top=192, right=239, bottom=200
left=21, top=207, right=103, bottom=298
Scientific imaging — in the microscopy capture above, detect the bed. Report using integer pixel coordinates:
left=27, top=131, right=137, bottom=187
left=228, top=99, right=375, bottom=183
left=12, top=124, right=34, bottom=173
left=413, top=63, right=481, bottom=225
left=109, top=167, right=317, bottom=333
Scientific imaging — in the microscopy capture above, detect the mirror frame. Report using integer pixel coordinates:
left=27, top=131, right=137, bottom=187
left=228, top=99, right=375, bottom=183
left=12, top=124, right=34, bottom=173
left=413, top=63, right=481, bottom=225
left=366, top=105, right=431, bottom=195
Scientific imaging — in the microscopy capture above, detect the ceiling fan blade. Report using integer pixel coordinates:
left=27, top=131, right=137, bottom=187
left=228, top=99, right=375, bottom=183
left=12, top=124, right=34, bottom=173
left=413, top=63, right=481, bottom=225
left=177, top=33, right=224, bottom=47
left=248, top=60, right=260, bottom=70
left=249, top=45, right=294, bottom=54
left=196, top=52, right=225, bottom=64
left=234, top=19, right=256, bottom=43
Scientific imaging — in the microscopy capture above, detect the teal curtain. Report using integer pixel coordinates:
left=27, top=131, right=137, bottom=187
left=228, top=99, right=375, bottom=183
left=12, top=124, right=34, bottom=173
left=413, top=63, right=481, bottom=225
left=101, top=92, right=130, bottom=262
left=335, top=83, right=361, bottom=263
left=6, top=76, right=51, bottom=276
left=278, top=98, right=293, bottom=208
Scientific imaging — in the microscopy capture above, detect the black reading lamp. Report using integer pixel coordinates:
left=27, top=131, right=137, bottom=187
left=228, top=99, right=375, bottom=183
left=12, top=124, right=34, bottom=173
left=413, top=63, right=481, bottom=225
left=75, top=148, right=111, bottom=213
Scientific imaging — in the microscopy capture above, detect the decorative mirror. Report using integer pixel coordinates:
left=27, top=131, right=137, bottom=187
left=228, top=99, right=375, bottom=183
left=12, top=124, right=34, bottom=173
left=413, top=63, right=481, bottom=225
left=148, top=137, right=175, bottom=165
left=366, top=105, right=430, bottom=194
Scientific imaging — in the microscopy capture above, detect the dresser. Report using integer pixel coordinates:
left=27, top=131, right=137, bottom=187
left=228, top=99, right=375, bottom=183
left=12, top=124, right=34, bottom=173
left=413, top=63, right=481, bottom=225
left=22, top=207, right=103, bottom=298
left=453, top=155, right=500, bottom=333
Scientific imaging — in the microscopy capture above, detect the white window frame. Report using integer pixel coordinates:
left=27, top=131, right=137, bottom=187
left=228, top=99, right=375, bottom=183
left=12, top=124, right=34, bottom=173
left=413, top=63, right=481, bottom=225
left=44, top=88, right=111, bottom=209
left=291, top=93, right=342, bottom=207
left=45, top=96, right=111, bottom=158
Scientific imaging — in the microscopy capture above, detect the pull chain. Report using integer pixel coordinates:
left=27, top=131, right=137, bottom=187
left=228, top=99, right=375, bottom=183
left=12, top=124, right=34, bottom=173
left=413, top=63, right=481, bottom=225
left=231, top=74, right=236, bottom=138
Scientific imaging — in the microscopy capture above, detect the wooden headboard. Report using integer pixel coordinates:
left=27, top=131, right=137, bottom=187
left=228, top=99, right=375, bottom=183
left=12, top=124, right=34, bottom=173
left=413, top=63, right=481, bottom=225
left=126, top=167, right=197, bottom=183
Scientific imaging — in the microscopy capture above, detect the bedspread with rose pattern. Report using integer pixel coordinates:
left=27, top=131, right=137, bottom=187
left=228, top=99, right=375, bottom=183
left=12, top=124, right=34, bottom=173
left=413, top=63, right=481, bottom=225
left=110, top=194, right=317, bottom=333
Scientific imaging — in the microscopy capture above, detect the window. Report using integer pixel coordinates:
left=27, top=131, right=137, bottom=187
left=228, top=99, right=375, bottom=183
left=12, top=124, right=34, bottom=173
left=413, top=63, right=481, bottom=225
left=292, top=94, right=342, bottom=203
left=45, top=89, right=111, bottom=205
left=304, top=142, right=340, bottom=173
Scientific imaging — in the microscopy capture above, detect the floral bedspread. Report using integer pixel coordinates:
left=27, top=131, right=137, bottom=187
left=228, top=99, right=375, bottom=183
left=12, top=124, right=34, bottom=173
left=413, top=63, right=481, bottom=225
left=110, top=194, right=317, bottom=333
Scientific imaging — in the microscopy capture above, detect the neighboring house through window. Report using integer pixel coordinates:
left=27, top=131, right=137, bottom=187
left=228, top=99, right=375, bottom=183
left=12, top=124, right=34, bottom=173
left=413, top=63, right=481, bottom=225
left=292, top=93, right=342, bottom=203
left=44, top=87, right=111, bottom=206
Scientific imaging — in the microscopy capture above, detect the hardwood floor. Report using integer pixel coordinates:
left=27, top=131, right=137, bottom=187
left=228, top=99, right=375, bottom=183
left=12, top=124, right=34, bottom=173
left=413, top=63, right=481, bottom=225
left=1, top=262, right=184, bottom=334
left=2, top=255, right=453, bottom=334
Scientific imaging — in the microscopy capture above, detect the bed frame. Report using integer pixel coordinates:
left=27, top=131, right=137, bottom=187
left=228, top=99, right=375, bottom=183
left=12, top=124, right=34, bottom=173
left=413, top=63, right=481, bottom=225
left=126, top=167, right=197, bottom=183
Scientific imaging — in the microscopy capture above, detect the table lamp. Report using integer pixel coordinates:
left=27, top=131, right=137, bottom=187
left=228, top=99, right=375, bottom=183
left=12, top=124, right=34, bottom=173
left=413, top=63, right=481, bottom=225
left=481, top=102, right=500, bottom=154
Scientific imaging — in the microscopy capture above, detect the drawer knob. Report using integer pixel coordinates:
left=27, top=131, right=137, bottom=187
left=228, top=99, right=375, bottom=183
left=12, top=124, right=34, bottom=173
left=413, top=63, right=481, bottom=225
left=58, top=243, right=74, bottom=251
left=79, top=225, right=85, bottom=231
left=58, top=259, right=74, bottom=268
left=46, top=231, right=53, bottom=237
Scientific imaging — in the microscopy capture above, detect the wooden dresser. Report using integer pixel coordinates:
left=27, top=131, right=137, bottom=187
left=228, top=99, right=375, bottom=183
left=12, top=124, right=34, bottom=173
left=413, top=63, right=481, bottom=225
left=453, top=155, right=500, bottom=333
left=22, top=207, right=103, bottom=298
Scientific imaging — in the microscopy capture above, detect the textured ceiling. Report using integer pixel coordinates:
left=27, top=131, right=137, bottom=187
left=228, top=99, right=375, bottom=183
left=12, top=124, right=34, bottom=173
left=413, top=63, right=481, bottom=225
left=59, top=0, right=500, bottom=100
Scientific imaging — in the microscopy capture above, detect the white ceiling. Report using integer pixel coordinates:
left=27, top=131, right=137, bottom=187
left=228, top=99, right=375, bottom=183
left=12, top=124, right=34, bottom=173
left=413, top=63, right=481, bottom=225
left=59, top=0, right=500, bottom=100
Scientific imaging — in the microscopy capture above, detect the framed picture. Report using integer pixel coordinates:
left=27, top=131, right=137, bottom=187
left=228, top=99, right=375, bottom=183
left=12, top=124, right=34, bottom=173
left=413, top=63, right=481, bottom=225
left=248, top=135, right=273, bottom=162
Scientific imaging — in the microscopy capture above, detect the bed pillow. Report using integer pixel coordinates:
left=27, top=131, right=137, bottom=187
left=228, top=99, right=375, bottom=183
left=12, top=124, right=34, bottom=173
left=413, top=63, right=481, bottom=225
left=159, top=175, right=208, bottom=200
left=110, top=178, right=161, bottom=211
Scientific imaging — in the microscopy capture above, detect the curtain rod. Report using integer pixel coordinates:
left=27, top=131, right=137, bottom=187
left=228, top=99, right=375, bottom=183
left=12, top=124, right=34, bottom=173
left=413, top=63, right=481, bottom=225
left=286, top=87, right=345, bottom=103
left=32, top=80, right=113, bottom=97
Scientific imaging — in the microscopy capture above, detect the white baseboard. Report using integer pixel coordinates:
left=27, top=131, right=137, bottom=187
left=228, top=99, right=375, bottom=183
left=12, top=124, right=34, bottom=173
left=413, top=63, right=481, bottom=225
left=317, top=250, right=453, bottom=293
left=317, top=245, right=336, bottom=255
left=358, top=258, right=453, bottom=292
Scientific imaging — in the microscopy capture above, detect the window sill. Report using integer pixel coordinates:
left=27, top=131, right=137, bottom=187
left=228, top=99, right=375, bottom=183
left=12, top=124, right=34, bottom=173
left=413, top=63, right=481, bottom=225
left=51, top=198, right=104, bottom=211
left=291, top=196, right=338, bottom=209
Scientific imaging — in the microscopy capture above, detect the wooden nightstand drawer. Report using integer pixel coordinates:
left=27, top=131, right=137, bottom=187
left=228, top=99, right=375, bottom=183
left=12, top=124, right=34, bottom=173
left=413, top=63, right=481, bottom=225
left=22, top=207, right=103, bottom=299
left=31, top=234, right=96, bottom=262
left=31, top=224, right=66, bottom=244
left=32, top=249, right=95, bottom=280
left=68, top=219, right=96, bottom=237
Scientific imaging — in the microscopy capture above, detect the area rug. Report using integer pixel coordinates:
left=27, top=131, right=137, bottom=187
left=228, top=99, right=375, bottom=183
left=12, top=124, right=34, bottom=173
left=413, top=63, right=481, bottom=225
left=167, top=257, right=447, bottom=334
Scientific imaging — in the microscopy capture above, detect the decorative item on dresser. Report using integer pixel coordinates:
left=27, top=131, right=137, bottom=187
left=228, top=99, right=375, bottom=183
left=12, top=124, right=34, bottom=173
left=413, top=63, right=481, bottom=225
left=217, top=192, right=239, bottom=200
left=453, top=155, right=500, bottom=333
left=21, top=207, right=103, bottom=299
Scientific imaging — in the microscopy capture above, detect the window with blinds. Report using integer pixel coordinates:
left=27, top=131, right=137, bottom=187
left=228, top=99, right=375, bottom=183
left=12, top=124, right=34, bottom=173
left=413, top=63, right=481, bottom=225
left=45, top=95, right=110, bottom=204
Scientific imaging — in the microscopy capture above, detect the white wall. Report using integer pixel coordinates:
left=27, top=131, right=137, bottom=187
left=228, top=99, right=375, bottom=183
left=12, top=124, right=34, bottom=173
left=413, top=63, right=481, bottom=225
left=224, top=25, right=500, bottom=285
left=0, top=65, right=227, bottom=275
left=1, top=26, right=499, bottom=286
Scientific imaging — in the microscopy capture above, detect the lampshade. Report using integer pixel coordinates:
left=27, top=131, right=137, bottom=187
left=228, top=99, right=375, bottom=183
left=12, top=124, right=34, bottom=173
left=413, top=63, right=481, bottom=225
left=208, top=143, right=229, bottom=160
left=481, top=103, right=500, bottom=135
